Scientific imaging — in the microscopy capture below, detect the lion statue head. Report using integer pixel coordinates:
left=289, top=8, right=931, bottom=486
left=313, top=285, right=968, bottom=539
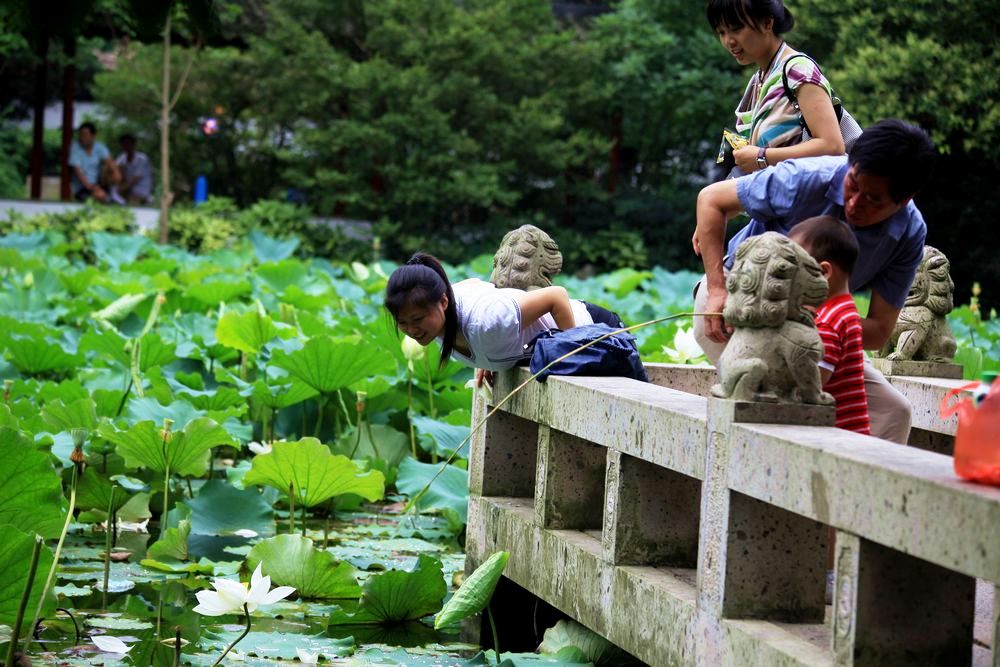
left=490, top=224, right=563, bottom=291
left=723, top=232, right=828, bottom=329
left=904, top=245, right=954, bottom=316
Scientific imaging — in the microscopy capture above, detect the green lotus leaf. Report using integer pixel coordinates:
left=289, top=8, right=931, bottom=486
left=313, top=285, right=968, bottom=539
left=183, top=479, right=275, bottom=537
left=125, top=398, right=205, bottom=430
left=248, top=231, right=300, bottom=263
left=75, top=467, right=131, bottom=512
left=329, top=554, right=446, bottom=625
left=41, top=397, right=98, bottom=434
left=412, top=414, right=471, bottom=459
left=250, top=378, right=319, bottom=410
left=396, top=457, right=469, bottom=525
left=184, top=277, right=252, bottom=306
left=434, top=551, right=508, bottom=629
left=88, top=232, right=151, bottom=269
left=199, top=631, right=355, bottom=660
left=215, top=309, right=288, bottom=355
left=0, top=427, right=66, bottom=538
left=332, top=423, right=410, bottom=470
left=5, top=333, right=83, bottom=375
left=246, top=534, right=360, bottom=599
left=0, top=525, right=55, bottom=626
left=270, top=335, right=395, bottom=394
left=254, top=258, right=308, bottom=292
left=99, top=417, right=235, bottom=477
left=538, top=619, right=634, bottom=666
left=243, top=437, right=385, bottom=508
left=147, top=519, right=191, bottom=561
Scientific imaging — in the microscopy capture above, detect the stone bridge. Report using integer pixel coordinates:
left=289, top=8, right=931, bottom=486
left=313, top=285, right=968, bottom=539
left=465, top=363, right=999, bottom=666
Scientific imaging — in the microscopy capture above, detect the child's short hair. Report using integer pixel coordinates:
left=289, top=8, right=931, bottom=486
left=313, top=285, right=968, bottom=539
left=789, top=215, right=859, bottom=274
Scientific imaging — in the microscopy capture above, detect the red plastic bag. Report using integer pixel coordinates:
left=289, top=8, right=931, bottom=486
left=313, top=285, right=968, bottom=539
left=940, top=380, right=1000, bottom=485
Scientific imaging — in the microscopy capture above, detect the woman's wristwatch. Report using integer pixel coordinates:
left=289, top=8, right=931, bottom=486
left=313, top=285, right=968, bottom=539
left=756, top=147, right=769, bottom=170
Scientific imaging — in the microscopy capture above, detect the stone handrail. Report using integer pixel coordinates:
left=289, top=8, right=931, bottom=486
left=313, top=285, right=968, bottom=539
left=466, top=366, right=999, bottom=666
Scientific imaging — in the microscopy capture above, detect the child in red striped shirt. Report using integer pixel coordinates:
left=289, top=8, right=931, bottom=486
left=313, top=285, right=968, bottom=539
left=789, top=216, right=871, bottom=435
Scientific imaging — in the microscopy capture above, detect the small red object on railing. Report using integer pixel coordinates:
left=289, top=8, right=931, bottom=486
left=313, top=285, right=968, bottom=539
left=941, top=377, right=1000, bottom=486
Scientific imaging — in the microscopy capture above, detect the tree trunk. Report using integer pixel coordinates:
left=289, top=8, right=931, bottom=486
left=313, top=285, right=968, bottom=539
left=29, top=33, right=49, bottom=200
left=60, top=37, right=77, bottom=201
left=158, top=14, right=172, bottom=244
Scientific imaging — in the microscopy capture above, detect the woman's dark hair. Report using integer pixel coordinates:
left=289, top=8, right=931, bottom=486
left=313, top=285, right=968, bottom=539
left=848, top=119, right=937, bottom=203
left=789, top=215, right=860, bottom=274
left=706, top=0, right=794, bottom=35
left=384, top=252, right=458, bottom=367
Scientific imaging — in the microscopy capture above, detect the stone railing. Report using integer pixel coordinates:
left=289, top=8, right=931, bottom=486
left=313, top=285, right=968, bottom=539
left=466, top=364, right=998, bottom=666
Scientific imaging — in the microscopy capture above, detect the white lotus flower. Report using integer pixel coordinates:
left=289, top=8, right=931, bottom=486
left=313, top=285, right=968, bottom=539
left=661, top=327, right=706, bottom=364
left=92, top=635, right=133, bottom=654
left=193, top=562, right=295, bottom=616
left=296, top=648, right=320, bottom=664
left=247, top=441, right=272, bottom=456
left=233, top=528, right=259, bottom=538
left=401, top=335, right=426, bottom=367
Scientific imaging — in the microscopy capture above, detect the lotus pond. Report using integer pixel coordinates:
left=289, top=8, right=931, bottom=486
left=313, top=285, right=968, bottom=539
left=0, top=224, right=995, bottom=666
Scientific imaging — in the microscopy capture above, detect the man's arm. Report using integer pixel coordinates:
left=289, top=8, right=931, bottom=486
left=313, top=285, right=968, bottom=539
left=861, top=290, right=901, bottom=350
left=694, top=179, right=744, bottom=342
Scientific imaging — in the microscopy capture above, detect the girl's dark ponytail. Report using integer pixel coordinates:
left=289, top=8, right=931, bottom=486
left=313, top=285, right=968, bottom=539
left=385, top=252, right=459, bottom=368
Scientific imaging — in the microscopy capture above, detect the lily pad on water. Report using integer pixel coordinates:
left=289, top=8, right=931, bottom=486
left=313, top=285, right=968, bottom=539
left=243, top=437, right=385, bottom=508
left=199, top=630, right=355, bottom=660
left=147, top=519, right=192, bottom=561
left=55, top=583, right=93, bottom=597
left=0, top=525, right=56, bottom=626
left=246, top=534, right=360, bottom=599
left=99, top=417, right=236, bottom=477
left=329, top=554, right=446, bottom=625
left=85, top=615, right=155, bottom=631
left=0, top=426, right=67, bottom=538
left=412, top=414, right=471, bottom=459
left=183, top=479, right=275, bottom=537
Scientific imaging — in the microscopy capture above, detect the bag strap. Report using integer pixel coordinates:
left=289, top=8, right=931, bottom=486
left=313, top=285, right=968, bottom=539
left=781, top=53, right=820, bottom=106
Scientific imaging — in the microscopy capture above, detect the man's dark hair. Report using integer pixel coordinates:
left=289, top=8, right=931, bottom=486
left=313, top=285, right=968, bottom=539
left=789, top=215, right=860, bottom=274
left=848, top=119, right=936, bottom=203
left=79, top=122, right=97, bottom=134
left=119, top=133, right=137, bottom=144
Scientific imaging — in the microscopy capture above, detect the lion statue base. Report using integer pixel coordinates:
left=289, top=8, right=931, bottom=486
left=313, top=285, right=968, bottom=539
left=875, top=245, right=957, bottom=363
left=710, top=232, right=834, bottom=406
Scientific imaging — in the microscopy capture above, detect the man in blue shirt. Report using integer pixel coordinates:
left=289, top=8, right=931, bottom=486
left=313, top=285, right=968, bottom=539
left=69, top=122, right=115, bottom=202
left=692, top=119, right=936, bottom=443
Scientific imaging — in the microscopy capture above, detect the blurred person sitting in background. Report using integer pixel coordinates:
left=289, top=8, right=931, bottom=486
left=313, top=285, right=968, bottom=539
left=115, top=133, right=154, bottom=204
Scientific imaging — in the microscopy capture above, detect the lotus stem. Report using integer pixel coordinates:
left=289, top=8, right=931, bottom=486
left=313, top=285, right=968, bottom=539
left=487, top=604, right=501, bottom=665
left=115, top=377, right=134, bottom=417
left=160, top=419, right=174, bottom=539
left=407, top=369, right=417, bottom=458
left=102, top=486, right=116, bottom=610
left=403, top=312, right=718, bottom=512
left=3, top=378, right=12, bottom=403
left=5, top=535, right=43, bottom=667
left=173, top=625, right=182, bottom=667
left=24, top=459, right=80, bottom=654
left=211, top=603, right=251, bottom=666
left=130, top=338, right=145, bottom=398
left=336, top=390, right=352, bottom=428
left=423, top=353, right=436, bottom=419
left=57, top=607, right=80, bottom=644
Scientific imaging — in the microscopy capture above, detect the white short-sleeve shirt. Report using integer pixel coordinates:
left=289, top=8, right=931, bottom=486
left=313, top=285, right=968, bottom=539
left=446, top=280, right=592, bottom=371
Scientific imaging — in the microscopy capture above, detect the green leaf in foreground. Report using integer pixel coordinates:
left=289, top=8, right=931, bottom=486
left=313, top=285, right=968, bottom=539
left=99, top=417, right=235, bottom=476
left=0, top=427, right=66, bottom=538
left=434, top=551, right=508, bottom=629
left=246, top=534, right=360, bottom=599
left=0, top=525, right=55, bottom=626
left=271, top=335, right=395, bottom=394
left=243, top=437, right=385, bottom=508
left=537, top=619, right=634, bottom=666
left=396, top=457, right=469, bottom=524
left=329, top=554, right=446, bottom=625
left=215, top=309, right=285, bottom=355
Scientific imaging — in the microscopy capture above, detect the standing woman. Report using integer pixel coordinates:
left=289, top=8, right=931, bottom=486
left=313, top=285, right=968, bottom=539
left=709, top=0, right=844, bottom=175
left=385, top=254, right=624, bottom=384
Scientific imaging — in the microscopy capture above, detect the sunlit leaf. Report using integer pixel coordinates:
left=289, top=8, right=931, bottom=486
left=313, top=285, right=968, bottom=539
left=396, top=457, right=469, bottom=525
left=147, top=519, right=191, bottom=561
left=0, top=525, right=55, bottom=626
left=538, top=619, right=634, bottom=666
left=215, top=310, right=287, bottom=355
left=271, top=335, right=395, bottom=394
left=246, top=534, right=360, bottom=599
left=243, top=437, right=385, bottom=508
left=99, top=417, right=236, bottom=476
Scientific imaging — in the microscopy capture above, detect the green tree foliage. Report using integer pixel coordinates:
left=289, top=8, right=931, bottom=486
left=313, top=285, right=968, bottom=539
left=790, top=0, right=1000, bottom=308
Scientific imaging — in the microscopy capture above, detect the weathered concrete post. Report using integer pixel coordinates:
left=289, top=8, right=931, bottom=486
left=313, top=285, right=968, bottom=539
left=535, top=426, right=605, bottom=530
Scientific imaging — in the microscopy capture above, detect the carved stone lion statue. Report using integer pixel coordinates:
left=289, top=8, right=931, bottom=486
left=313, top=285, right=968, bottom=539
left=711, top=232, right=834, bottom=405
left=490, top=224, right=562, bottom=291
left=876, top=245, right=957, bottom=362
